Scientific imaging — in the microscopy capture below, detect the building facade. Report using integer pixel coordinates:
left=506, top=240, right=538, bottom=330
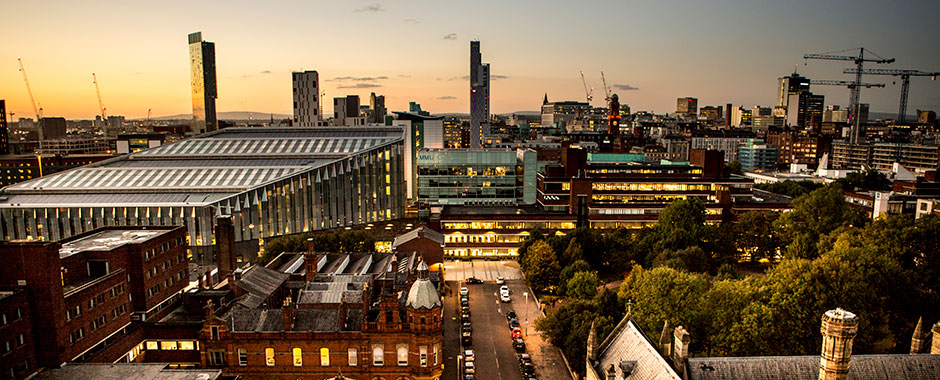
left=676, top=98, right=698, bottom=119
left=188, top=32, right=218, bottom=134
left=469, top=40, right=490, bottom=148
left=334, top=95, right=365, bottom=126
left=0, top=100, right=9, bottom=155
left=416, top=148, right=536, bottom=207
left=0, top=127, right=406, bottom=265
left=0, top=288, right=34, bottom=380
left=738, top=139, right=779, bottom=172
left=292, top=71, right=320, bottom=127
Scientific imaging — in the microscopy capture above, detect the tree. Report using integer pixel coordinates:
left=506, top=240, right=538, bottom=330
left=535, top=298, right=620, bottom=377
left=567, top=271, right=601, bottom=299
left=559, top=260, right=592, bottom=296
left=732, top=211, right=781, bottom=262
left=755, top=180, right=824, bottom=198
left=773, top=184, right=867, bottom=259
left=257, top=234, right=306, bottom=264
left=522, top=240, right=561, bottom=293
left=652, top=246, right=711, bottom=273
left=837, top=168, right=892, bottom=191
left=339, top=230, right=375, bottom=253
left=562, top=239, right=584, bottom=268
left=618, top=266, right=711, bottom=347
left=727, top=160, right=743, bottom=175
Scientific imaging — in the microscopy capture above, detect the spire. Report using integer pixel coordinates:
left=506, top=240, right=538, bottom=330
left=660, top=319, right=672, bottom=357
left=586, top=321, right=599, bottom=362
left=543, top=93, right=549, bottom=105
left=911, top=316, right=926, bottom=354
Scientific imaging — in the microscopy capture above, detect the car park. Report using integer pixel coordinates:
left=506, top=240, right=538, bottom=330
left=496, top=276, right=505, bottom=285
left=466, top=277, right=483, bottom=284
left=464, top=349, right=475, bottom=362
left=513, top=338, right=526, bottom=352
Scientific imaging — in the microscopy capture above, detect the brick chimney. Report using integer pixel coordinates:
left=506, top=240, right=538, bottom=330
left=818, top=308, right=858, bottom=380
left=672, top=326, right=690, bottom=376
left=282, top=297, right=294, bottom=331
left=215, top=215, right=236, bottom=279
left=339, top=299, right=348, bottom=331
left=204, top=269, right=213, bottom=288
left=304, top=251, right=318, bottom=282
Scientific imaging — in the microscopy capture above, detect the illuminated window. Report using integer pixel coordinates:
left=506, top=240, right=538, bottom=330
left=146, top=341, right=158, bottom=350
left=419, top=346, right=428, bottom=367
left=348, top=348, right=358, bottom=366
left=265, top=347, right=275, bottom=366
left=160, top=341, right=178, bottom=350
left=320, top=347, right=329, bottom=366
left=237, top=348, right=247, bottom=366
left=372, top=346, right=384, bottom=366
left=293, top=347, right=303, bottom=366
left=397, top=345, right=408, bottom=366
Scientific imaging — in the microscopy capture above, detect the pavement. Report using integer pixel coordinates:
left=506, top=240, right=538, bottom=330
left=441, top=260, right=573, bottom=380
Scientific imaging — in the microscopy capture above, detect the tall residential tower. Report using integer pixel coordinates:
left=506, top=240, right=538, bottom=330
left=292, top=70, right=320, bottom=126
left=188, top=32, right=218, bottom=133
left=470, top=40, right=490, bottom=148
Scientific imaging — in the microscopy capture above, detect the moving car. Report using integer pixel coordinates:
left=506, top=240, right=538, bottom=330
left=464, top=349, right=475, bottom=362
left=496, top=276, right=505, bottom=285
left=466, top=277, right=483, bottom=284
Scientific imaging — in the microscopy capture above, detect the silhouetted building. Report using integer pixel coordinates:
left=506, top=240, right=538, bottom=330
left=370, top=92, right=387, bottom=124
left=40, top=117, right=67, bottom=140
left=292, top=71, right=320, bottom=127
left=334, top=95, right=364, bottom=126
left=676, top=97, right=698, bottom=119
left=470, top=40, right=490, bottom=148
left=0, top=100, right=9, bottom=155
left=188, top=32, right=218, bottom=133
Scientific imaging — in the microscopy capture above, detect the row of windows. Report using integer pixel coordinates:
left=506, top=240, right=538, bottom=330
left=0, top=307, right=23, bottom=325
left=210, top=345, right=441, bottom=368
left=2, top=334, right=26, bottom=354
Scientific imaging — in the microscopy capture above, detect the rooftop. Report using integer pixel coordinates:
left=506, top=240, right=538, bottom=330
left=59, top=228, right=173, bottom=258
left=34, top=363, right=222, bottom=380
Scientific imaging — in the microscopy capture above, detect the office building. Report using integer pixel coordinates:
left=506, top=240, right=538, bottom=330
left=541, top=100, right=593, bottom=129
left=38, top=137, right=113, bottom=155
left=824, top=108, right=850, bottom=123
left=0, top=127, right=406, bottom=265
left=832, top=142, right=874, bottom=170
left=416, top=148, right=536, bottom=206
left=0, top=226, right=187, bottom=369
left=676, top=98, right=698, bottom=119
left=918, top=110, right=937, bottom=124
left=738, top=139, right=779, bottom=172
left=731, top=106, right=751, bottom=127
left=292, top=71, right=320, bottom=127
left=370, top=92, right=387, bottom=124
left=334, top=95, right=365, bottom=126
left=470, top=40, right=490, bottom=148
left=106, top=115, right=125, bottom=135
left=699, top=106, right=722, bottom=121
left=777, top=72, right=811, bottom=108
left=188, top=32, right=218, bottom=134
left=394, top=111, right=444, bottom=200
left=871, top=143, right=940, bottom=172
left=689, top=129, right=756, bottom=163
left=766, top=130, right=828, bottom=168
left=40, top=117, right=67, bottom=140
left=0, top=100, right=9, bottom=155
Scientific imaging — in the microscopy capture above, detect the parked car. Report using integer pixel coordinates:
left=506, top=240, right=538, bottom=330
left=464, top=361, right=476, bottom=374
left=507, top=310, right=517, bottom=320
left=460, top=287, right=469, bottom=296
left=464, top=349, right=475, bottom=362
left=500, top=285, right=510, bottom=295
left=509, top=318, right=520, bottom=329
left=463, top=375, right=475, bottom=380
left=461, top=313, right=471, bottom=323
left=511, top=327, right=523, bottom=339
left=460, top=298, right=469, bottom=307
left=462, top=323, right=473, bottom=333
left=461, top=306, right=471, bottom=315
left=501, top=293, right=511, bottom=303
left=466, top=277, right=483, bottom=284
left=513, top=338, right=527, bottom=352
left=521, top=363, right=536, bottom=377
left=496, top=276, right=505, bottom=285
left=519, top=354, right=532, bottom=366
left=462, top=332, right=473, bottom=346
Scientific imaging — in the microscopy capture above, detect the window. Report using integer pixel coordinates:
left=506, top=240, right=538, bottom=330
left=210, top=326, right=219, bottom=340
left=372, top=346, right=384, bottom=366
left=433, top=345, right=439, bottom=365
left=320, top=348, right=329, bottom=366
left=209, top=350, right=225, bottom=366
left=160, top=341, right=178, bottom=350
left=146, top=341, right=159, bottom=350
left=237, top=348, right=247, bottom=366
left=293, top=347, right=303, bottom=366
left=179, top=341, right=195, bottom=350
left=419, top=346, right=428, bottom=367
left=397, top=345, right=408, bottom=366
left=348, top=348, right=357, bottom=366
left=16, top=334, right=24, bottom=347
left=265, top=347, right=275, bottom=366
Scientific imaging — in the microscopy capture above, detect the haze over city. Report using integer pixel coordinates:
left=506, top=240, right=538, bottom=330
left=2, top=0, right=939, bottom=119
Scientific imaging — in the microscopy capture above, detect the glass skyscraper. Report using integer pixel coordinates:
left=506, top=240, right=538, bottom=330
left=188, top=32, right=217, bottom=133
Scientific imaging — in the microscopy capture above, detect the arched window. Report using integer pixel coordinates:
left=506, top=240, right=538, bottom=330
left=292, top=347, right=302, bottom=366
left=373, top=346, right=384, bottom=366
left=265, top=347, right=275, bottom=366
left=397, top=345, right=408, bottom=366
left=320, top=348, right=330, bottom=366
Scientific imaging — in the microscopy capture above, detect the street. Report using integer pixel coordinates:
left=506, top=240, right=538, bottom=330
left=441, top=260, right=573, bottom=380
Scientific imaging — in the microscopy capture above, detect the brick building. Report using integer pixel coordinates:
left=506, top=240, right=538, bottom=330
left=392, top=227, right=444, bottom=265
left=0, top=288, right=34, bottom=380
left=197, top=250, right=444, bottom=380
left=0, top=226, right=188, bottom=373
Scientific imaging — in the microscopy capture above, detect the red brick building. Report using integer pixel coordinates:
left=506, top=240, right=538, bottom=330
left=0, top=288, right=34, bottom=380
left=392, top=227, right=444, bottom=265
left=0, top=226, right=188, bottom=372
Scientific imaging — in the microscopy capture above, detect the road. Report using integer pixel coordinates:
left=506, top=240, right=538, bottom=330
left=441, top=260, right=572, bottom=380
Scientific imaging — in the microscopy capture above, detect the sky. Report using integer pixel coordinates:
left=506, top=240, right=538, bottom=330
left=2, top=0, right=939, bottom=120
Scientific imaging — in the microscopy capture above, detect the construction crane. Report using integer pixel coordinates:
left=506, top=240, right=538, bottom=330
left=810, top=79, right=885, bottom=89
left=16, top=57, right=43, bottom=122
left=843, top=68, right=939, bottom=122
left=579, top=71, right=594, bottom=103
left=803, top=48, right=894, bottom=144
left=92, top=73, right=107, bottom=121
left=600, top=70, right=612, bottom=101
left=146, top=108, right=152, bottom=126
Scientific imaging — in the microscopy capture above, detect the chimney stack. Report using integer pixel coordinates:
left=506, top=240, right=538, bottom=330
left=725, top=103, right=732, bottom=129
left=282, top=297, right=294, bottom=331
left=672, top=326, right=690, bottom=376
left=215, top=215, right=236, bottom=279
left=932, top=322, right=940, bottom=354
left=818, top=308, right=858, bottom=380
left=204, top=269, right=213, bottom=288
left=304, top=251, right=318, bottom=282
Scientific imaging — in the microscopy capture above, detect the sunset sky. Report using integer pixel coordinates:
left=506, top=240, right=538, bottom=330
left=2, top=0, right=939, bottom=120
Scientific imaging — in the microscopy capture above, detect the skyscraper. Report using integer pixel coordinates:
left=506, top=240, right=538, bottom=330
left=370, top=92, right=387, bottom=124
left=676, top=97, right=698, bottom=119
left=333, top=95, right=362, bottom=126
left=0, top=100, right=8, bottom=155
left=470, top=40, right=490, bottom=148
left=188, top=32, right=217, bottom=133
left=292, top=71, right=320, bottom=126
left=777, top=72, right=810, bottom=108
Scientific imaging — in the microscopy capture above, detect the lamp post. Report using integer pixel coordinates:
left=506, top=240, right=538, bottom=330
left=456, top=355, right=463, bottom=380
left=523, top=291, right=529, bottom=336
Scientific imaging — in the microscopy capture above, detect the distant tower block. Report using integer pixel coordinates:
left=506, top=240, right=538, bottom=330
left=818, top=308, right=858, bottom=380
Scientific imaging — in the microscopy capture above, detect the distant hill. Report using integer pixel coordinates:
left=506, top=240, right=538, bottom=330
left=153, top=111, right=291, bottom=121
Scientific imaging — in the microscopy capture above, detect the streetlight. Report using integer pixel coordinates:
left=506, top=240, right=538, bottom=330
left=523, top=291, right=529, bottom=336
left=456, top=355, right=463, bottom=380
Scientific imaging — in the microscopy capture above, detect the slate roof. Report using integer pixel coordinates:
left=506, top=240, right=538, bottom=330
left=392, top=226, right=444, bottom=248
left=35, top=363, right=222, bottom=380
left=590, top=315, right=681, bottom=380
left=687, top=354, right=940, bottom=380
left=405, top=278, right=441, bottom=310
left=226, top=305, right=364, bottom=332
left=234, top=266, right=289, bottom=309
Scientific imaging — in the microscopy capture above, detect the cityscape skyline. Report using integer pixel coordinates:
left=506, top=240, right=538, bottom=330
left=2, top=0, right=939, bottom=120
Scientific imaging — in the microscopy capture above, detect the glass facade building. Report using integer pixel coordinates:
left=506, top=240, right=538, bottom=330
left=188, top=32, right=217, bottom=133
left=0, top=127, right=405, bottom=264
left=416, top=148, right=535, bottom=207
